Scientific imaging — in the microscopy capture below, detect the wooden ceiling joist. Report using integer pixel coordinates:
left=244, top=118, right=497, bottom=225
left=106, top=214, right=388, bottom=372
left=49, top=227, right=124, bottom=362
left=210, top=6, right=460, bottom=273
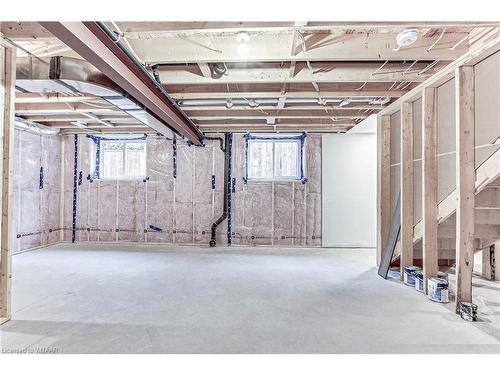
left=156, top=61, right=444, bottom=85
left=122, top=31, right=469, bottom=64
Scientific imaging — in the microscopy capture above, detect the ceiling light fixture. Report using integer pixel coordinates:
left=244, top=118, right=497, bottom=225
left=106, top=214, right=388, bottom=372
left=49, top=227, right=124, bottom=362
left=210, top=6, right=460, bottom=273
left=236, top=31, right=251, bottom=56
left=236, top=31, right=251, bottom=44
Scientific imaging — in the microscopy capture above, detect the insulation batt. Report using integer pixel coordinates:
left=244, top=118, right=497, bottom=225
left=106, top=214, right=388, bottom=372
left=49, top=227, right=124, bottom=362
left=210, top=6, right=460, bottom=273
left=56, top=133, right=322, bottom=247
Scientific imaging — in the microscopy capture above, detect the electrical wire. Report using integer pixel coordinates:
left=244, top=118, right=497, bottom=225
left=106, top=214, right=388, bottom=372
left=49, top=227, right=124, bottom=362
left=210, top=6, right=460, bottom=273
left=427, top=28, right=446, bottom=52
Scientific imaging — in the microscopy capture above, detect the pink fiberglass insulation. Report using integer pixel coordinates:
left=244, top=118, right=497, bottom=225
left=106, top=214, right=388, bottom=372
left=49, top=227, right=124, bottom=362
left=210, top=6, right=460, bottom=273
left=12, top=127, right=61, bottom=253
left=146, top=135, right=174, bottom=243
left=50, top=133, right=322, bottom=248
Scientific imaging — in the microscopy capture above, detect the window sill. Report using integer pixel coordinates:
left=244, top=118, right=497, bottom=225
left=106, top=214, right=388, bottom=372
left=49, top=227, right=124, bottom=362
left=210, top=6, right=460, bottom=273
left=246, top=178, right=302, bottom=183
left=96, top=177, right=147, bottom=182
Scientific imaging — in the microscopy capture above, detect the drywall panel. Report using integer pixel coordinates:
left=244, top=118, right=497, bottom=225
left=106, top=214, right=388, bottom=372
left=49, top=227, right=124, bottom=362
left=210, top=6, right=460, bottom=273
left=437, top=78, right=456, bottom=203
left=322, top=133, right=377, bottom=247
left=475, top=51, right=500, bottom=167
left=413, top=98, right=423, bottom=225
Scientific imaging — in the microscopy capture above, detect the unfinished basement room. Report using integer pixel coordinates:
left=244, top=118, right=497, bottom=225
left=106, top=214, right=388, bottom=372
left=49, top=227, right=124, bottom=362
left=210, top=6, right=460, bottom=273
left=1, top=3, right=500, bottom=365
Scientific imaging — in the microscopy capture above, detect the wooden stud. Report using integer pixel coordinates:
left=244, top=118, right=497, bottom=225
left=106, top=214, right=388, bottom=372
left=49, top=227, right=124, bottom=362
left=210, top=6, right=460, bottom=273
left=400, top=102, right=414, bottom=279
left=377, top=115, right=391, bottom=265
left=455, top=66, right=475, bottom=312
left=422, top=87, right=438, bottom=293
left=481, top=246, right=492, bottom=280
left=0, top=45, right=16, bottom=324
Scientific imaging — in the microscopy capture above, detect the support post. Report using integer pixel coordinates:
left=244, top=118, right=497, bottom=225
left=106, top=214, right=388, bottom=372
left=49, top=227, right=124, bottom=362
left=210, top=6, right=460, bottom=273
left=400, top=102, right=414, bottom=279
left=377, top=115, right=391, bottom=265
left=0, top=43, right=16, bottom=324
left=455, top=66, right=475, bottom=312
left=481, top=246, right=493, bottom=280
left=422, top=87, right=438, bottom=293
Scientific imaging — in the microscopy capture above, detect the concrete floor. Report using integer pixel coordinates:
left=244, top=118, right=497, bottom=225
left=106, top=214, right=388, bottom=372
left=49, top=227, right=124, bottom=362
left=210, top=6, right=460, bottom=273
left=1, top=243, right=499, bottom=354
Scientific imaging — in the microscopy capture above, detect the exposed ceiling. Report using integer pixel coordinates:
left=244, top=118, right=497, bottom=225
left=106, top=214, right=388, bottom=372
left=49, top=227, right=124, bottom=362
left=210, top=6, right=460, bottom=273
left=2, top=21, right=499, bottom=134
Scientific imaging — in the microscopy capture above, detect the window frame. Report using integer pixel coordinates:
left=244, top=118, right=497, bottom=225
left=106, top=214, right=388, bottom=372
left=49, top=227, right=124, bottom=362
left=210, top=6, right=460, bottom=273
left=88, top=134, right=148, bottom=181
left=243, top=133, right=307, bottom=183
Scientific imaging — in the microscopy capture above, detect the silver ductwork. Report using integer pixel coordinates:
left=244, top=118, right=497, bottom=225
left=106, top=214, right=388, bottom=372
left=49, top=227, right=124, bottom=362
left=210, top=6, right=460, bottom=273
left=16, top=56, right=174, bottom=137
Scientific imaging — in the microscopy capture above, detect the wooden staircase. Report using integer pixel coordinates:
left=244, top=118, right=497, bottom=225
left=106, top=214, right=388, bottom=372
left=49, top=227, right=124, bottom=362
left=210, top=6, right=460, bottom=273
left=392, top=148, right=500, bottom=266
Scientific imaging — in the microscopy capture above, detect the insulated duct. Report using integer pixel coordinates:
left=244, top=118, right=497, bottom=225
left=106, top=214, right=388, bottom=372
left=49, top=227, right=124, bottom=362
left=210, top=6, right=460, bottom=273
left=16, top=56, right=184, bottom=139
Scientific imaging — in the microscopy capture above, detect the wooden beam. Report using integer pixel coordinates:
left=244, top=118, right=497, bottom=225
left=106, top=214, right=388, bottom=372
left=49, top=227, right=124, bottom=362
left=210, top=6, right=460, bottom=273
left=378, top=27, right=500, bottom=117
left=455, top=66, right=476, bottom=312
left=481, top=246, right=493, bottom=280
left=377, top=115, right=391, bottom=265
left=400, top=102, right=414, bottom=279
left=124, top=31, right=469, bottom=64
left=422, top=87, right=438, bottom=293
left=156, top=62, right=441, bottom=85
left=0, top=44, right=16, bottom=325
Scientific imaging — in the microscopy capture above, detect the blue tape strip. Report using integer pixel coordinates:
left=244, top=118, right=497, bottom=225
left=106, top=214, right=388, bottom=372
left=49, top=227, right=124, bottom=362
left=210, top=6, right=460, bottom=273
left=149, top=225, right=162, bottom=232
left=172, top=134, right=177, bottom=179
left=78, top=171, right=83, bottom=186
left=232, top=177, right=236, bottom=193
left=72, top=134, right=78, bottom=243
left=39, top=166, right=44, bottom=189
left=243, top=132, right=307, bottom=183
left=87, top=134, right=148, bottom=180
left=211, top=175, right=216, bottom=190
left=227, top=133, right=233, bottom=246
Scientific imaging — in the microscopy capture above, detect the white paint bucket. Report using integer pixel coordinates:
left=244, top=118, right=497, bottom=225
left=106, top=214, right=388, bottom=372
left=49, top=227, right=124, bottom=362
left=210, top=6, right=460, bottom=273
left=428, top=277, right=449, bottom=303
left=404, top=266, right=421, bottom=286
left=414, top=271, right=424, bottom=293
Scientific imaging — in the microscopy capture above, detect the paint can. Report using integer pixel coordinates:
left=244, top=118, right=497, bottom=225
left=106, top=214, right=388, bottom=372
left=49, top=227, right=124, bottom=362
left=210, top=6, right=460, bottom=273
left=459, top=301, right=478, bottom=322
left=403, top=266, right=421, bottom=286
left=437, top=271, right=448, bottom=281
left=428, top=277, right=449, bottom=303
left=414, top=270, right=424, bottom=293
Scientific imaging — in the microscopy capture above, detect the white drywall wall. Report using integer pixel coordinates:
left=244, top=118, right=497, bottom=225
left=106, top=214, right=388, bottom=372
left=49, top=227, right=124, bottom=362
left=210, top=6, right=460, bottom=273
left=322, top=119, right=377, bottom=247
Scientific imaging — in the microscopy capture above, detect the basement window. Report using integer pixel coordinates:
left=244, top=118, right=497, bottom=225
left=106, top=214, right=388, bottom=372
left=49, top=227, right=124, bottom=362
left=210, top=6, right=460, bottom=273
left=88, top=135, right=148, bottom=180
left=244, top=133, right=306, bottom=183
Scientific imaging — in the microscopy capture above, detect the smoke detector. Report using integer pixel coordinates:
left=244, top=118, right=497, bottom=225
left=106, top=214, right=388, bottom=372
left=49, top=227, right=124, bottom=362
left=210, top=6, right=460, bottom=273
left=396, top=29, right=419, bottom=48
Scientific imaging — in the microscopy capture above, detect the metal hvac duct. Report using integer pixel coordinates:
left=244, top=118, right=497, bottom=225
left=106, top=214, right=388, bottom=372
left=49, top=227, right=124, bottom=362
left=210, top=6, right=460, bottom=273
left=16, top=56, right=185, bottom=139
